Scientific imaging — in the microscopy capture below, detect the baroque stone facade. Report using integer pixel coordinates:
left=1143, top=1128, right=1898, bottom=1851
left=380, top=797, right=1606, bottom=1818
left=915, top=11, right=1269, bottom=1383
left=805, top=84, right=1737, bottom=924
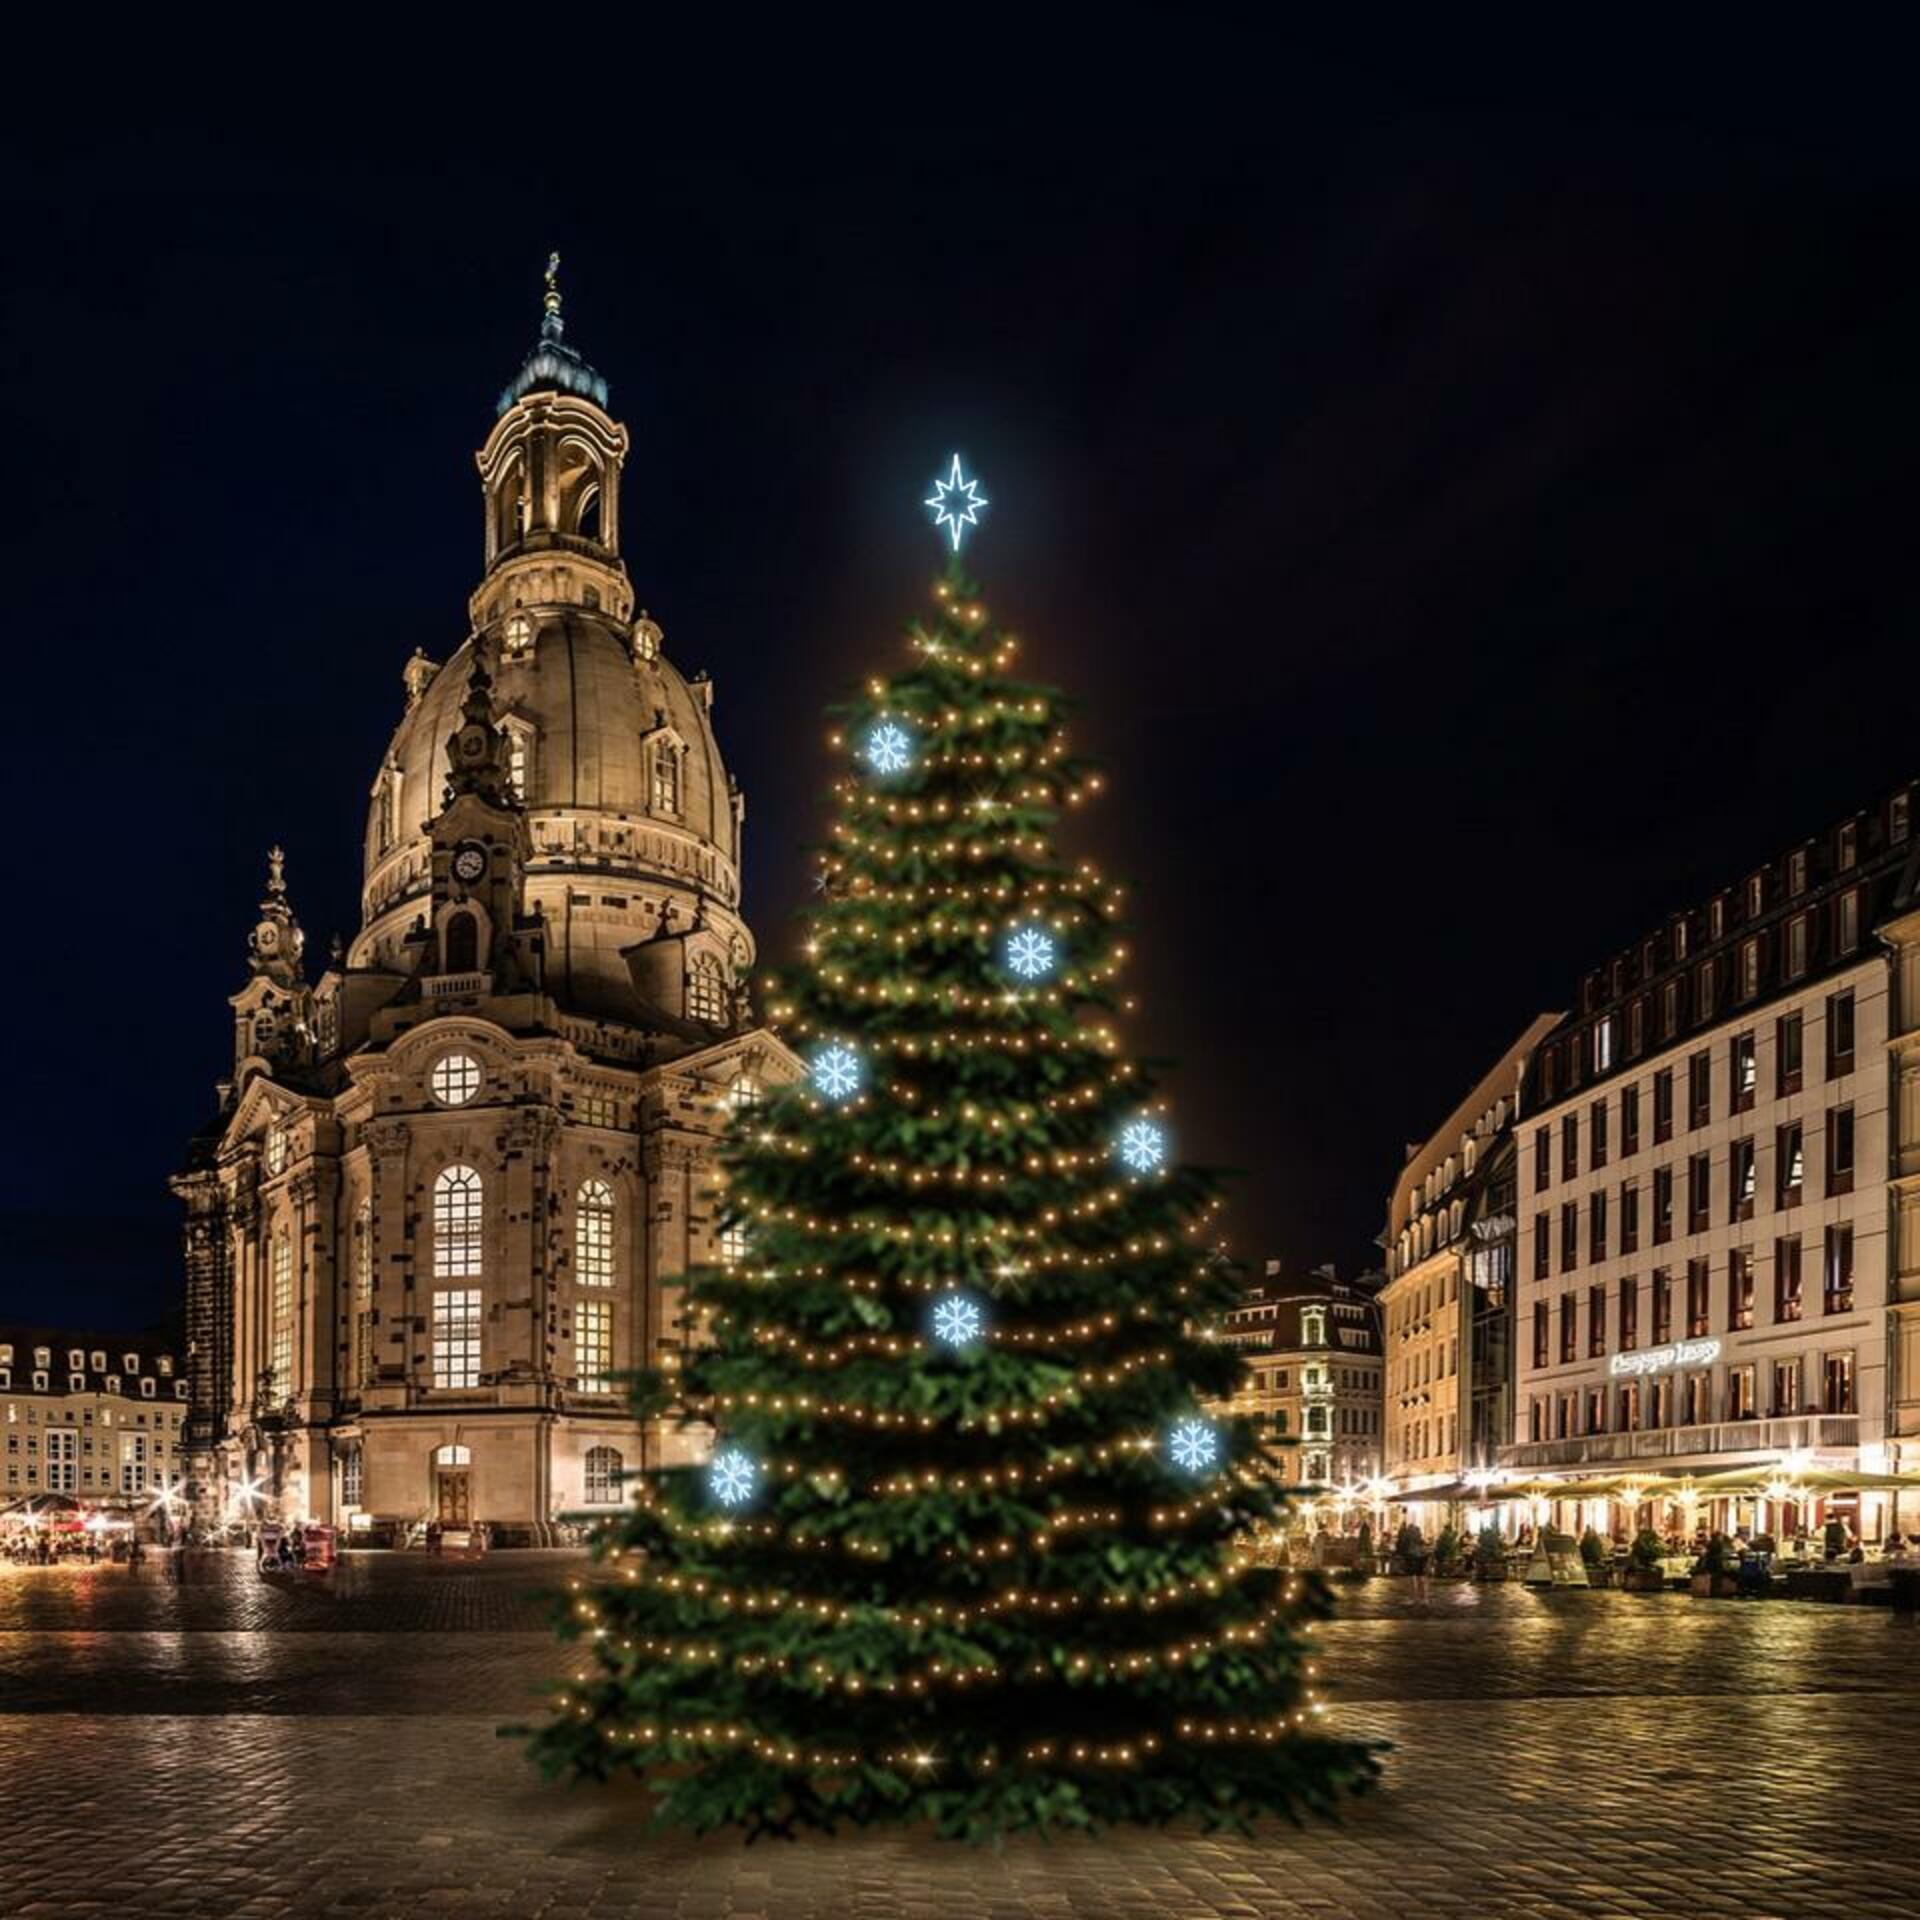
left=173, top=272, right=794, bottom=1541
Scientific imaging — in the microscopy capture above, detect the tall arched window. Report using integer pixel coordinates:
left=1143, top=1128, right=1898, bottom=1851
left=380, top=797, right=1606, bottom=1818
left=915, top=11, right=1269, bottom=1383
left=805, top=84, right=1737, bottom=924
left=269, top=1230, right=293, bottom=1401
left=444, top=910, right=479, bottom=975
left=576, top=1179, right=615, bottom=1287
left=433, top=1166, right=483, bottom=1280
left=352, top=1202, right=375, bottom=1390
left=687, top=955, right=726, bottom=1024
left=651, top=740, right=682, bottom=815
left=375, top=775, right=395, bottom=855
left=584, top=1445, right=622, bottom=1504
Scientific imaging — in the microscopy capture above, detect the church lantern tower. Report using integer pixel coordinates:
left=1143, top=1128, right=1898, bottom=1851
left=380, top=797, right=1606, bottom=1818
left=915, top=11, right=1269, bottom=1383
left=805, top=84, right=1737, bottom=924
left=176, top=262, right=794, bottom=1540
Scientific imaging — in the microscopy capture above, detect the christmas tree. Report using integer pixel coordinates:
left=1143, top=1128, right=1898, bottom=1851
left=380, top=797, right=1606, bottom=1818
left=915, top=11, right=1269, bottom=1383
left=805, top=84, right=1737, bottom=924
left=527, top=460, right=1379, bottom=1837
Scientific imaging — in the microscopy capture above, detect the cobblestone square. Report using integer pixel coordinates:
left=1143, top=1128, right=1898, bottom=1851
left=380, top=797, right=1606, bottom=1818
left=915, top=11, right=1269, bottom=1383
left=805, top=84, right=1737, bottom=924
left=0, top=1552, right=1911, bottom=1918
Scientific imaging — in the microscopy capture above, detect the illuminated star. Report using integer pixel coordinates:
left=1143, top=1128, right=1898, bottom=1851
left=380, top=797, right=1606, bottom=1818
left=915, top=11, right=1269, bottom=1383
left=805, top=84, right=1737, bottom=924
left=1117, top=1118, right=1167, bottom=1175
left=810, top=1043, right=862, bottom=1102
left=864, top=721, right=914, bottom=775
left=709, top=1449, right=758, bottom=1508
left=1003, top=926, right=1057, bottom=980
left=932, top=1292, right=985, bottom=1348
left=924, top=453, right=989, bottom=553
left=1168, top=1419, right=1219, bottom=1475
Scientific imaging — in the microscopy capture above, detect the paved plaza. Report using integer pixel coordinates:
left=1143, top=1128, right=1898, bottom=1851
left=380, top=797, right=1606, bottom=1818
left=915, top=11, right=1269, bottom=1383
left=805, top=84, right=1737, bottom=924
left=0, top=1551, right=1912, bottom=1919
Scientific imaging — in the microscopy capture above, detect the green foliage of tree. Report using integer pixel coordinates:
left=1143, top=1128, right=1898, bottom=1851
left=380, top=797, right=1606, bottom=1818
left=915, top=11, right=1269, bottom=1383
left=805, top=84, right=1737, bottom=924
left=522, top=559, right=1379, bottom=1837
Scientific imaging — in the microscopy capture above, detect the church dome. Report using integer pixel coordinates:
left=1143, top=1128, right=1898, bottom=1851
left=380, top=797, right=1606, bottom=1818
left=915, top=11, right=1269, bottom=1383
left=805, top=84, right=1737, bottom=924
left=348, top=268, right=751, bottom=1025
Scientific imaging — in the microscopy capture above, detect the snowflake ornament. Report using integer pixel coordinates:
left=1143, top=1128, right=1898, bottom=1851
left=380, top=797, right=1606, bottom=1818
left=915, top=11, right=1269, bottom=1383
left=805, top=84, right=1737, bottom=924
left=931, top=1291, right=985, bottom=1349
left=809, top=1043, right=862, bottom=1103
left=863, top=721, right=914, bottom=776
left=1167, top=1419, right=1220, bottom=1475
left=708, top=1448, right=758, bottom=1508
left=1116, top=1116, right=1168, bottom=1176
left=1002, top=924, right=1058, bottom=981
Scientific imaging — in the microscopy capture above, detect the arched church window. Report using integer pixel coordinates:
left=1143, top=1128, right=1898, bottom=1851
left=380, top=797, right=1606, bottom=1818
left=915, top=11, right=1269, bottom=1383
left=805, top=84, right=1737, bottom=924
left=687, top=955, right=727, bottom=1025
left=576, top=485, right=601, bottom=542
left=576, top=1179, right=615, bottom=1287
left=444, top=910, right=479, bottom=975
left=375, top=775, right=396, bottom=856
left=353, top=1201, right=375, bottom=1390
left=269, top=1230, right=293, bottom=1402
left=433, top=1166, right=483, bottom=1281
left=584, top=1445, right=622, bottom=1504
left=434, top=1443, right=471, bottom=1466
left=430, top=1052, right=481, bottom=1108
left=265, top=1125, right=287, bottom=1177
left=651, top=741, right=682, bottom=816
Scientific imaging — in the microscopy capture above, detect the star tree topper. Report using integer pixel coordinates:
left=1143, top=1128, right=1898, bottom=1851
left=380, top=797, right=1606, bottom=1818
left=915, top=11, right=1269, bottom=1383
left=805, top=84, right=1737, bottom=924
left=924, top=453, right=988, bottom=552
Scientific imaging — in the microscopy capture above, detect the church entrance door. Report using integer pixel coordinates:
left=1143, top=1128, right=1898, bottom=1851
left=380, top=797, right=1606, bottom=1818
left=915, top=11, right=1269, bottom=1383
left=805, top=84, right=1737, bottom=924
left=436, top=1469, right=471, bottom=1525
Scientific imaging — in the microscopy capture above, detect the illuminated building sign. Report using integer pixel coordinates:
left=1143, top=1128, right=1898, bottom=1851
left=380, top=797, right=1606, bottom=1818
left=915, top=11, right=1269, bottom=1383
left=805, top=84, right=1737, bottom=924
left=1608, top=1338, right=1721, bottom=1379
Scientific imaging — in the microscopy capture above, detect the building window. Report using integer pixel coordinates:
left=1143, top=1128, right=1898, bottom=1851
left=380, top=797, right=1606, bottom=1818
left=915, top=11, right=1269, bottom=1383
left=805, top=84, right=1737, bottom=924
left=720, top=1219, right=750, bottom=1266
left=1788, top=848, right=1809, bottom=894
left=1774, top=1238, right=1803, bottom=1323
left=1827, top=991, right=1856, bottom=1077
left=1686, top=1154, right=1711, bottom=1235
left=584, top=1445, right=623, bottom=1504
left=1836, top=890, right=1861, bottom=954
left=1533, top=1215, right=1550, bottom=1282
left=1785, top=915, right=1809, bottom=978
left=1534, top=1126, right=1551, bottom=1193
left=506, top=727, right=532, bottom=801
left=503, top=612, right=534, bottom=657
left=687, top=956, right=728, bottom=1025
left=376, top=774, right=396, bottom=856
left=1771, top=1359, right=1801, bottom=1418
left=431, top=1288, right=481, bottom=1389
left=1590, top=1098, right=1609, bottom=1170
left=1616, top=1275, right=1638, bottom=1349
left=1628, top=998, right=1646, bottom=1057
left=1588, top=1285, right=1607, bottom=1358
left=1687, top=1052, right=1711, bottom=1130
left=1777, top=1011, right=1803, bottom=1096
left=1620, top=1084, right=1640, bottom=1158
left=1558, top=1292, right=1577, bottom=1364
left=557, top=1182, right=613, bottom=1298
left=354, top=1203, right=376, bottom=1390
left=728, top=1073, right=762, bottom=1114
left=651, top=741, right=683, bottom=815
left=1588, top=1191, right=1608, bottom=1263
left=120, top=1433, right=148, bottom=1495
left=1560, top=1203, right=1578, bottom=1273
left=1683, top=1371, right=1711, bottom=1426
left=265, top=1125, right=288, bottom=1177
left=1776, top=1123, right=1804, bottom=1209
left=1593, top=1017, right=1615, bottom=1074
left=1685, top=1259, right=1711, bottom=1339
left=1728, top=1248, right=1754, bottom=1331
left=270, top=1230, right=293, bottom=1402
left=433, top=1165, right=483, bottom=1280
left=430, top=1052, right=482, bottom=1107
left=1653, top=1069, right=1674, bottom=1143
left=576, top=1301, right=612, bottom=1393
left=1824, top=1351, right=1856, bottom=1414
left=1696, top=961, right=1717, bottom=1023
left=1824, top=1226, right=1855, bottom=1315
left=341, top=1448, right=363, bottom=1509
left=1837, top=821, right=1859, bottom=872
left=1559, top=1113, right=1579, bottom=1183
left=1827, top=1107, right=1855, bottom=1196
left=1651, top=1268, right=1673, bottom=1344
left=1730, top=1138, right=1756, bottom=1222
left=1621, top=1181, right=1640, bottom=1255
left=1731, top=1032, right=1757, bottom=1112
left=1652, top=1167, right=1674, bottom=1245
left=1727, top=1365, right=1757, bottom=1422
left=1660, top=980, right=1681, bottom=1040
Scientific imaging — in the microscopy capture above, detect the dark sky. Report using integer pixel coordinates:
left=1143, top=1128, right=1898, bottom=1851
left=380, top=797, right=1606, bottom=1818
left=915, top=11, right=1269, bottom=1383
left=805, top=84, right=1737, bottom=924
left=4, top=31, right=1919, bottom=1331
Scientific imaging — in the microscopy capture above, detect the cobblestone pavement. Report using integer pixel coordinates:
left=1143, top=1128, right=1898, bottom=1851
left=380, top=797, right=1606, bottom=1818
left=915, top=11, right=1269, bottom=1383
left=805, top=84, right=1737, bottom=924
left=1, top=1553, right=1913, bottom=1918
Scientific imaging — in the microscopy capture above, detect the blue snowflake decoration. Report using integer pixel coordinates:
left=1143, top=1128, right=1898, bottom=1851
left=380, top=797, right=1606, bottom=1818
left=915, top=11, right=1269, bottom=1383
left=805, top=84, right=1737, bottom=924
left=1001, top=924, right=1058, bottom=981
left=924, top=453, right=989, bottom=553
left=863, top=721, right=914, bottom=776
left=708, top=1447, right=759, bottom=1508
left=809, top=1043, right=862, bottom=1103
left=1116, top=1116, right=1168, bottom=1176
left=930, top=1291, right=986, bottom=1350
left=1167, top=1419, right=1220, bottom=1476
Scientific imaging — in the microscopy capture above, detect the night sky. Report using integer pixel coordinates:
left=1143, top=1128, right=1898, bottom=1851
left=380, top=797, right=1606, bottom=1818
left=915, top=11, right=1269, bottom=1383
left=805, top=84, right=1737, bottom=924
left=4, top=36, right=1918, bottom=1332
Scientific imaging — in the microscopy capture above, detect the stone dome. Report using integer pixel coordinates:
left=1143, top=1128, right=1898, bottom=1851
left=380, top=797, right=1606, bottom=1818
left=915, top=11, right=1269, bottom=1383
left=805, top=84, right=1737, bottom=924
left=351, top=608, right=749, bottom=1023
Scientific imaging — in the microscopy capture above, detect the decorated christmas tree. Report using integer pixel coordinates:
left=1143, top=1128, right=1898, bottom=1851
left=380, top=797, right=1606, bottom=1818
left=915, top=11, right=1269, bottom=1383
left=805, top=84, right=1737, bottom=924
left=527, top=460, right=1378, bottom=1837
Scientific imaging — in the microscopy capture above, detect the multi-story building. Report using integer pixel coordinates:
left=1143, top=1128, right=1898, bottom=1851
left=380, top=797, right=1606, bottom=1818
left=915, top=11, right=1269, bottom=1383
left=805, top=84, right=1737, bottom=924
left=173, top=267, right=794, bottom=1541
left=1217, top=1262, right=1384, bottom=1488
left=1509, top=779, right=1919, bottom=1538
left=0, top=1328, right=189, bottom=1516
left=1380, top=1016, right=1558, bottom=1514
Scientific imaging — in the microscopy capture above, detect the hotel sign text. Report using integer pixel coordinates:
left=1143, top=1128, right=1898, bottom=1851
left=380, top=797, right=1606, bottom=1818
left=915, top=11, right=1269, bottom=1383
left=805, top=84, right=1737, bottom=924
left=1608, top=1338, right=1721, bottom=1379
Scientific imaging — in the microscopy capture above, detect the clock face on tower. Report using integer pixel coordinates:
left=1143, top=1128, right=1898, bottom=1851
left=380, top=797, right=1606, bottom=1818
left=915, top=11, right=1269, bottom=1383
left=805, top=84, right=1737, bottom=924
left=451, top=842, right=488, bottom=885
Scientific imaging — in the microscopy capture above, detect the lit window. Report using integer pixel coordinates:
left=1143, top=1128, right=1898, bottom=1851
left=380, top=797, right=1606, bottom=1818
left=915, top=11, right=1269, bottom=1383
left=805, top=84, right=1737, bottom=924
left=376, top=775, right=396, bottom=856
left=727, top=1073, right=761, bottom=1113
left=433, top=1166, right=483, bottom=1280
left=431, top=1289, right=481, bottom=1389
left=342, top=1449, right=363, bottom=1509
left=430, top=1053, right=482, bottom=1107
left=721, top=1220, right=750, bottom=1267
left=584, top=1444, right=623, bottom=1504
left=688, top=958, right=727, bottom=1025
left=576, top=1179, right=616, bottom=1287
left=576, top=1301, right=612, bottom=1393
left=270, top=1231, right=293, bottom=1401
left=652, top=742, right=682, bottom=814
left=265, top=1125, right=287, bottom=1176
left=503, top=612, right=533, bottom=658
left=353, top=1202, right=376, bottom=1390
left=44, top=1428, right=76, bottom=1494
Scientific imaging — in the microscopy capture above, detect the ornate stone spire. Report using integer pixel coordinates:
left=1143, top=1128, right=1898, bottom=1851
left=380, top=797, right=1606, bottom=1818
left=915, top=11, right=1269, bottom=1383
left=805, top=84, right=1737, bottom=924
left=247, top=846, right=306, bottom=985
left=441, top=640, right=517, bottom=809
